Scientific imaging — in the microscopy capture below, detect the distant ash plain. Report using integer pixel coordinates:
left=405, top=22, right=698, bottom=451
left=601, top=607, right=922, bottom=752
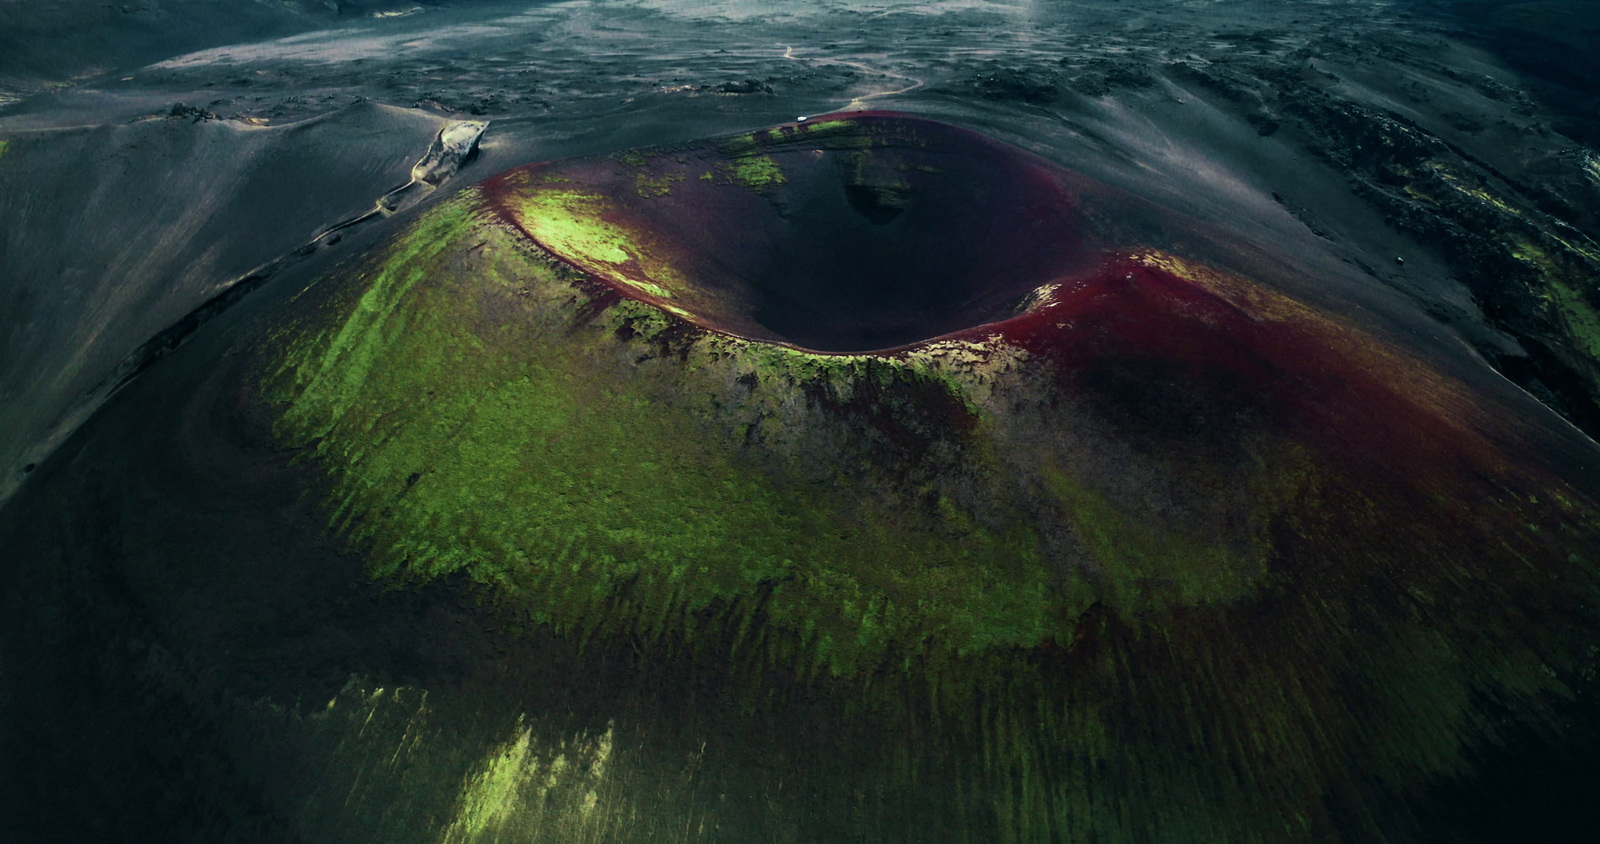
left=3, top=1, right=1600, bottom=843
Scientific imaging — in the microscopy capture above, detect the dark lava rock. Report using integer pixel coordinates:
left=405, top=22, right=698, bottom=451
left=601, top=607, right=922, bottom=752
left=168, top=101, right=218, bottom=122
left=1064, top=58, right=1159, bottom=97
left=1170, top=48, right=1600, bottom=442
left=960, top=65, right=1060, bottom=104
left=716, top=79, right=774, bottom=95
left=1247, top=110, right=1281, bottom=136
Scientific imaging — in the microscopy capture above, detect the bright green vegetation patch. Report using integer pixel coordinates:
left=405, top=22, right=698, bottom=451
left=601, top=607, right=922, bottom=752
left=800, top=119, right=853, bottom=134
left=718, top=132, right=763, bottom=157
left=511, top=188, right=682, bottom=295
left=723, top=155, right=785, bottom=191
left=270, top=191, right=1066, bottom=680
left=0, top=140, right=9, bottom=161
left=516, top=189, right=632, bottom=265
left=634, top=170, right=682, bottom=198
left=1513, top=238, right=1600, bottom=376
left=441, top=721, right=616, bottom=844
left=623, top=278, right=674, bottom=298
left=1551, top=276, right=1600, bottom=364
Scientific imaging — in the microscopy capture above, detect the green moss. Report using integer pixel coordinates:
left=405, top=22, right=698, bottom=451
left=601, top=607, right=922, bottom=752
left=0, top=140, right=9, bottom=161
left=1550, top=276, right=1600, bottom=363
left=719, top=132, right=762, bottom=157
left=635, top=171, right=683, bottom=198
left=515, top=190, right=633, bottom=265
left=262, top=178, right=1600, bottom=843
left=441, top=720, right=619, bottom=843
left=626, top=278, right=674, bottom=298
left=724, top=340, right=982, bottom=417
left=272, top=199, right=483, bottom=434
left=447, top=725, right=535, bottom=841
left=1513, top=237, right=1600, bottom=379
left=272, top=191, right=1067, bottom=682
left=723, top=155, right=785, bottom=191
left=800, top=119, right=853, bottom=134
left=510, top=188, right=681, bottom=297
left=1400, top=163, right=1600, bottom=378
left=1042, top=466, right=1268, bottom=615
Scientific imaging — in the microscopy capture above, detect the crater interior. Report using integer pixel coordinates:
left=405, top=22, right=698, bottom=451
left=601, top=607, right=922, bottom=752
left=489, top=112, right=1105, bottom=352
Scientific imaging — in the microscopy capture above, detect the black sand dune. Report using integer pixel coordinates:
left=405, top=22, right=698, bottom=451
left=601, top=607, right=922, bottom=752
left=0, top=101, right=455, bottom=500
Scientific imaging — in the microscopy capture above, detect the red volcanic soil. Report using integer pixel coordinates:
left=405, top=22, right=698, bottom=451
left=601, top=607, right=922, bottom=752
left=994, top=258, right=1469, bottom=469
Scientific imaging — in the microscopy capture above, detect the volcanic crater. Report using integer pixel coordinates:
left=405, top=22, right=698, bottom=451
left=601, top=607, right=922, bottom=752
left=0, top=108, right=1591, bottom=844
left=485, top=112, right=1109, bottom=353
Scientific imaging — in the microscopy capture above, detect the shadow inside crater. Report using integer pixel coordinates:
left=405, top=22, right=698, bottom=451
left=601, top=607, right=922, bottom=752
left=493, top=112, right=1109, bottom=353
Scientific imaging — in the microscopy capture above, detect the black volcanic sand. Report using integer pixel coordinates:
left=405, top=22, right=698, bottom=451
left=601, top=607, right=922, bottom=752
left=0, top=101, right=454, bottom=501
left=2, top=1, right=1600, bottom=842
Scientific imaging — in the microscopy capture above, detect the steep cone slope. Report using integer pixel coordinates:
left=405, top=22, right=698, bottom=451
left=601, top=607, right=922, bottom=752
left=176, top=113, right=1600, bottom=840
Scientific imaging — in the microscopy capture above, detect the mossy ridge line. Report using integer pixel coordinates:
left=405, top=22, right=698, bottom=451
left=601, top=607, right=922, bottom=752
left=716, top=114, right=918, bottom=162
left=594, top=121, right=860, bottom=189
left=714, top=336, right=985, bottom=414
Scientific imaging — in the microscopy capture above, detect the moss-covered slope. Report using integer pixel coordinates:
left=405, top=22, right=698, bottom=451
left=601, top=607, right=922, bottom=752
left=260, top=115, right=1600, bottom=842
